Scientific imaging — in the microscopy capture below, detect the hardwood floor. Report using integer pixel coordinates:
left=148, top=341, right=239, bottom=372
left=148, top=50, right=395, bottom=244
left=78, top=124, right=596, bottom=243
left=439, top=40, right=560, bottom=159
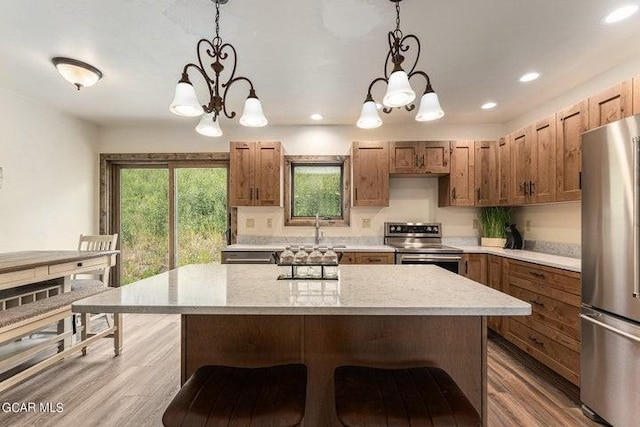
left=0, top=315, right=600, bottom=427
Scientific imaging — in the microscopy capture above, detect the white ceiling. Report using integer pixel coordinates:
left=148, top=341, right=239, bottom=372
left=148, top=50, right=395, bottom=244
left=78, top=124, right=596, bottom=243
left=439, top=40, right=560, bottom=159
left=1, top=0, right=639, bottom=128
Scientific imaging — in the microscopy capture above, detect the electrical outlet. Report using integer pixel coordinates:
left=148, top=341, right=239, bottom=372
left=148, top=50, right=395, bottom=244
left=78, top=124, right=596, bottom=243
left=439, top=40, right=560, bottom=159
left=245, top=218, right=255, bottom=228
left=266, top=218, right=273, bottom=228
left=362, top=218, right=371, bottom=228
left=525, top=220, right=531, bottom=232
left=472, top=219, right=478, bottom=229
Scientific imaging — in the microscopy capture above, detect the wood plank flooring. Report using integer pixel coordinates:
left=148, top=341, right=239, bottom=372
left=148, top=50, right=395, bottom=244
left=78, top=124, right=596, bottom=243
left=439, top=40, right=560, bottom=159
left=0, top=315, right=600, bottom=427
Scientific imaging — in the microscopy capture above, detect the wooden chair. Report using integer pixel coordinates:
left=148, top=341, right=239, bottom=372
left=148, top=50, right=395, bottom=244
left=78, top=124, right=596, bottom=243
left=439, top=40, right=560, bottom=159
left=71, top=233, right=118, bottom=354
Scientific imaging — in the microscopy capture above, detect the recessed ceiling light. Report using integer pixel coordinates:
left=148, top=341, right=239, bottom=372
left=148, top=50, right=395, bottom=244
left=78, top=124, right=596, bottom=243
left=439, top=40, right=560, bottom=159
left=519, top=72, right=540, bottom=83
left=481, top=102, right=497, bottom=110
left=603, top=4, right=639, bottom=24
left=310, top=113, right=324, bottom=121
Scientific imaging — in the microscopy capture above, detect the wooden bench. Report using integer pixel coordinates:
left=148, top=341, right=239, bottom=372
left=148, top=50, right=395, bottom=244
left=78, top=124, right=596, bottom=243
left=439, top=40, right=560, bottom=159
left=0, top=285, right=122, bottom=393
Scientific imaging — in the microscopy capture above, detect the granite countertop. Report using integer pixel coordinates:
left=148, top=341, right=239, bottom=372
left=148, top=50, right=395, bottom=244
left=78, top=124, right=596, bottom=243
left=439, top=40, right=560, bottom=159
left=223, top=244, right=395, bottom=252
left=73, top=264, right=531, bottom=316
left=453, top=246, right=580, bottom=273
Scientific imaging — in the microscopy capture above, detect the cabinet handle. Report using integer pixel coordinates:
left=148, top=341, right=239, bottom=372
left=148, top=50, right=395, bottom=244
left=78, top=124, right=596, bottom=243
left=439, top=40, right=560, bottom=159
left=415, top=156, right=419, bottom=167
left=256, top=188, right=259, bottom=200
left=249, top=187, right=253, bottom=200
left=355, top=188, right=358, bottom=200
left=420, top=155, right=425, bottom=168
left=367, top=257, right=383, bottom=263
left=452, top=188, right=456, bottom=199
left=77, top=262, right=83, bottom=267
left=523, top=181, right=529, bottom=196
left=476, top=188, right=481, bottom=202
left=530, top=181, right=535, bottom=195
left=529, top=271, right=545, bottom=279
left=528, top=335, right=545, bottom=347
left=465, top=260, right=469, bottom=274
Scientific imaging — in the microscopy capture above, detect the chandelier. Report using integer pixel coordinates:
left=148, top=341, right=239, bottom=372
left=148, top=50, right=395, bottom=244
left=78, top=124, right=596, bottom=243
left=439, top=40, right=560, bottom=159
left=169, top=0, right=267, bottom=137
left=356, top=0, right=444, bottom=129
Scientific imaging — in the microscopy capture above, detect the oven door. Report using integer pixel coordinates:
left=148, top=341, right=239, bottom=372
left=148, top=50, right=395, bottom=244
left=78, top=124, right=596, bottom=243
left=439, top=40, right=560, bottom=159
left=395, top=253, right=462, bottom=274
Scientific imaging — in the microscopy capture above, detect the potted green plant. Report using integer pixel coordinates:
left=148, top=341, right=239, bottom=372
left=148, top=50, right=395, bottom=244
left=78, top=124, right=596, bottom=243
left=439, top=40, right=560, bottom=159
left=478, top=207, right=513, bottom=247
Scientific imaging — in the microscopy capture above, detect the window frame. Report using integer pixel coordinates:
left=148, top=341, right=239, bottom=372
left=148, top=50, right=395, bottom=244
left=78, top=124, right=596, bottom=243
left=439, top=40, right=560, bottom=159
left=284, top=155, right=351, bottom=227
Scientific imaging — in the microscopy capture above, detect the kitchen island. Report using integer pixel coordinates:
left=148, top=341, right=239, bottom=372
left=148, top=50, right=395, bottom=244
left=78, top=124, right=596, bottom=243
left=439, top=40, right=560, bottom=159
left=73, top=264, right=530, bottom=426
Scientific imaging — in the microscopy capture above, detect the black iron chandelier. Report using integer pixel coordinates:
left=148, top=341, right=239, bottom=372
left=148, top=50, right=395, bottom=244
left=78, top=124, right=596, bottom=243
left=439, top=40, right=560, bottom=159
left=356, top=0, right=444, bottom=129
left=169, top=0, right=267, bottom=137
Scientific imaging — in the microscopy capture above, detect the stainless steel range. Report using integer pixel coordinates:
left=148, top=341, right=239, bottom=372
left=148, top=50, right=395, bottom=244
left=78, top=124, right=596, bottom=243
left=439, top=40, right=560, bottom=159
left=384, top=222, right=463, bottom=273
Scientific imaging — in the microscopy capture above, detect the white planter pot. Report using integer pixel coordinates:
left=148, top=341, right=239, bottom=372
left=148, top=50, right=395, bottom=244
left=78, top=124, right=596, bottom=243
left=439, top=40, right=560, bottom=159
left=481, top=237, right=506, bottom=247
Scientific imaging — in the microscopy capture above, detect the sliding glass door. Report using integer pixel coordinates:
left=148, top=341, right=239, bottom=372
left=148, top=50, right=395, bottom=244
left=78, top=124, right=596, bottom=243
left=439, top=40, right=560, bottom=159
left=115, top=163, right=228, bottom=285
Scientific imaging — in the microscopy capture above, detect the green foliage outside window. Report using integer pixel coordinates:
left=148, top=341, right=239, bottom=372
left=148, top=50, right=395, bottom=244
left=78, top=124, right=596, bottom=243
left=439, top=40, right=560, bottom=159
left=292, top=165, right=342, bottom=218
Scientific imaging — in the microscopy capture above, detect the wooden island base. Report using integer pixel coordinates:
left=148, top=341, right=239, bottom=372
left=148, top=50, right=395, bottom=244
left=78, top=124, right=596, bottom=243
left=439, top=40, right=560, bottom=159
left=182, top=314, right=487, bottom=426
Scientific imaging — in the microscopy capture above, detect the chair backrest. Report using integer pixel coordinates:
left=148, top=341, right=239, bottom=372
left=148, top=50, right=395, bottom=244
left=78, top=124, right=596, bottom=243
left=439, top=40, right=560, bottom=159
left=78, top=234, right=118, bottom=251
left=76, top=234, right=119, bottom=286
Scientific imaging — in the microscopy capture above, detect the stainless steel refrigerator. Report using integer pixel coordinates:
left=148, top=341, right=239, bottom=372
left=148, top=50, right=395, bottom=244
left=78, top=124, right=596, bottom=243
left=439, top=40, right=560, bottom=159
left=581, top=114, right=640, bottom=426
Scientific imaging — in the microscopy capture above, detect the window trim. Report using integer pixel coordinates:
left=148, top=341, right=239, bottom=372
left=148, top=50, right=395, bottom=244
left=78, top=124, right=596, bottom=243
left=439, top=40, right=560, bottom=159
left=284, top=155, right=351, bottom=227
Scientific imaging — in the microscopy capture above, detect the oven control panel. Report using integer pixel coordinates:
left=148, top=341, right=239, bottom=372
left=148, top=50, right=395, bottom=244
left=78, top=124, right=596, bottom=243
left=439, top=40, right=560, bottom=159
left=384, top=222, right=442, bottom=237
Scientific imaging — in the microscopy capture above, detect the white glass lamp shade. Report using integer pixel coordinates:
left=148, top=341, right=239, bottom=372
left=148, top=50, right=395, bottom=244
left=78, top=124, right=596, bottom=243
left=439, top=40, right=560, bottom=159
left=195, top=113, right=223, bottom=137
left=356, top=100, right=383, bottom=129
left=169, top=82, right=204, bottom=117
left=415, top=91, right=445, bottom=122
left=383, top=70, right=416, bottom=108
left=239, top=96, right=268, bottom=127
left=52, top=57, right=102, bottom=90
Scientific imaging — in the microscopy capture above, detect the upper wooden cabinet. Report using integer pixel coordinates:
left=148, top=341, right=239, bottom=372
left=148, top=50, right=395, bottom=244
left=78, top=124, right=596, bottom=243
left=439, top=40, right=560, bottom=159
left=230, top=141, right=282, bottom=207
left=497, top=136, right=511, bottom=205
left=588, top=80, right=633, bottom=129
left=389, top=141, right=450, bottom=176
left=438, top=141, right=475, bottom=207
left=530, top=116, right=557, bottom=204
left=509, top=127, right=532, bottom=205
left=556, top=100, right=588, bottom=202
left=474, top=141, right=498, bottom=206
left=352, top=141, right=389, bottom=207
left=634, top=76, right=640, bottom=115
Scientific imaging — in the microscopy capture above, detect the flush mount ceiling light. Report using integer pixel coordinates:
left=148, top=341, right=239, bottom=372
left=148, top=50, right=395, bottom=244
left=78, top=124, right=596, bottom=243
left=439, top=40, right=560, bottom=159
left=170, top=0, right=267, bottom=137
left=310, top=113, right=324, bottom=121
left=603, top=4, right=639, bottom=24
left=356, top=0, right=444, bottom=129
left=481, top=102, right=497, bottom=110
left=519, top=72, right=540, bottom=83
left=51, top=57, right=103, bottom=90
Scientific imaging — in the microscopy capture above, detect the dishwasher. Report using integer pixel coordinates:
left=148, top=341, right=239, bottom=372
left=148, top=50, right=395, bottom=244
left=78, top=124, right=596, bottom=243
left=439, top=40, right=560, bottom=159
left=221, top=251, right=275, bottom=264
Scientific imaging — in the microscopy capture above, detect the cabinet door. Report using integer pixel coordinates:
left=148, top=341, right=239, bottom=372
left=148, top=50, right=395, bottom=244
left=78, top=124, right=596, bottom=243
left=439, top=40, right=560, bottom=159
left=497, top=136, right=511, bottom=205
left=634, top=76, right=640, bottom=115
left=556, top=100, right=588, bottom=202
left=229, top=141, right=256, bottom=206
left=389, top=141, right=420, bottom=174
left=474, top=141, right=498, bottom=206
left=422, top=141, right=450, bottom=174
left=352, top=141, right=389, bottom=207
left=461, top=254, right=487, bottom=284
left=588, top=80, right=632, bottom=129
left=254, top=142, right=281, bottom=206
left=531, top=115, right=556, bottom=203
left=510, top=127, right=533, bottom=205
left=448, top=141, right=475, bottom=206
left=487, top=255, right=504, bottom=333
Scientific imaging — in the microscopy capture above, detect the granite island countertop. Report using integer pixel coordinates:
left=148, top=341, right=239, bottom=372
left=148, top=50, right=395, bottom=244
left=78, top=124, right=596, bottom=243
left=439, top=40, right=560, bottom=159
left=73, top=264, right=531, bottom=316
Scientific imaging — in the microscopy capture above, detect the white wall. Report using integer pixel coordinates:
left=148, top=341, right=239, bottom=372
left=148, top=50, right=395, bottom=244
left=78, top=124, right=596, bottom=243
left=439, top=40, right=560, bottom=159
left=99, top=122, right=503, bottom=239
left=0, top=88, right=98, bottom=252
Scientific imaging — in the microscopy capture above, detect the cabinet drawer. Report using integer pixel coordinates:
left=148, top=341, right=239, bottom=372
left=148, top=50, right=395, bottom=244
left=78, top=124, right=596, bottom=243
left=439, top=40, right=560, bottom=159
left=354, top=253, right=394, bottom=264
left=48, top=256, right=109, bottom=276
left=0, top=268, right=37, bottom=289
left=508, top=259, right=580, bottom=295
left=507, top=318, right=579, bottom=384
left=509, top=284, right=580, bottom=340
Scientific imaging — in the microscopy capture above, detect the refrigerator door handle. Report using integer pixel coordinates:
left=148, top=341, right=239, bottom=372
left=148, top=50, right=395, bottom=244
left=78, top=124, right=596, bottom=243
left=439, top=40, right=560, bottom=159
left=580, top=313, right=640, bottom=343
left=635, top=136, right=640, bottom=298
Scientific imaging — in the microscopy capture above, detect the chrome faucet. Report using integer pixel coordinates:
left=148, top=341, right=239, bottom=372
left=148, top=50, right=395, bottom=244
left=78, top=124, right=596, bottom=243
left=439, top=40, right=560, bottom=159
left=314, top=213, right=323, bottom=245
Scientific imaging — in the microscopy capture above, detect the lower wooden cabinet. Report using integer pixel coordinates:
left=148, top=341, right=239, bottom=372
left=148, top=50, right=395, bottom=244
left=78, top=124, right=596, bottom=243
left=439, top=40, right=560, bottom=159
left=340, top=252, right=394, bottom=265
left=460, top=254, right=487, bottom=284
left=503, top=259, right=581, bottom=385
